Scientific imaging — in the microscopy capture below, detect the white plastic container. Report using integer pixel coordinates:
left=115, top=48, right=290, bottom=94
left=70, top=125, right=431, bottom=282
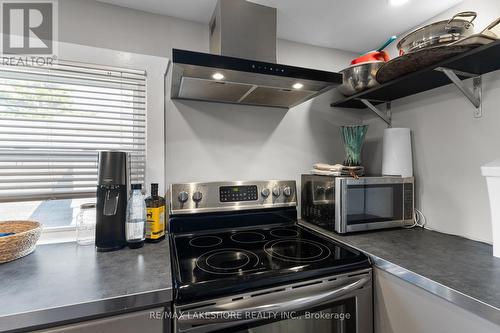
left=382, top=128, right=413, bottom=178
left=481, top=159, right=500, bottom=258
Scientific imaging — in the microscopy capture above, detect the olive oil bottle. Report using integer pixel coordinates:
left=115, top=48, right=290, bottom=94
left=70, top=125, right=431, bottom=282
left=145, top=183, right=166, bottom=242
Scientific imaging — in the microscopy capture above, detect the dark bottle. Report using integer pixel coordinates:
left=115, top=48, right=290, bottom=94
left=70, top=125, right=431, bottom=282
left=145, top=183, right=166, bottom=243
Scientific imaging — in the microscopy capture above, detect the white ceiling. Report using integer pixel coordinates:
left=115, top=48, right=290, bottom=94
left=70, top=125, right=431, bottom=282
left=98, top=0, right=463, bottom=52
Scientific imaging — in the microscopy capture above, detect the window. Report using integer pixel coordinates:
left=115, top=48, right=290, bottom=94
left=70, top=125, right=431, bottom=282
left=0, top=60, right=146, bottom=228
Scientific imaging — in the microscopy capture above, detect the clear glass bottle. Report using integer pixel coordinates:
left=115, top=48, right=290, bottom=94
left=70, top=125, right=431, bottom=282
left=76, top=203, right=96, bottom=245
left=126, top=184, right=146, bottom=249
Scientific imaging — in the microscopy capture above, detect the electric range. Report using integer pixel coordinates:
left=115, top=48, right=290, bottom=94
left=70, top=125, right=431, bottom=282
left=168, top=180, right=372, bottom=333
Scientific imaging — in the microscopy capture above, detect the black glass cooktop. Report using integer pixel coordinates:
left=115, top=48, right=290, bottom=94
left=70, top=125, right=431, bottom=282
left=170, top=224, right=370, bottom=304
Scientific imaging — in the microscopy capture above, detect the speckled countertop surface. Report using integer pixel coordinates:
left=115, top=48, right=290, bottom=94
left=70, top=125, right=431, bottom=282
left=300, top=220, right=500, bottom=326
left=0, top=241, right=172, bottom=332
left=4, top=222, right=500, bottom=331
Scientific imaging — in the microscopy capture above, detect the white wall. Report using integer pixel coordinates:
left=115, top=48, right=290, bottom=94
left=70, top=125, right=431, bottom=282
left=164, top=40, right=361, bottom=187
left=362, top=0, right=500, bottom=243
left=58, top=0, right=209, bottom=57
left=374, top=268, right=500, bottom=333
left=57, top=0, right=361, bottom=196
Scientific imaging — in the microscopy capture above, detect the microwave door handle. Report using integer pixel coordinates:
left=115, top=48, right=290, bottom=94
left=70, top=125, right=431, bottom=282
left=178, top=276, right=370, bottom=325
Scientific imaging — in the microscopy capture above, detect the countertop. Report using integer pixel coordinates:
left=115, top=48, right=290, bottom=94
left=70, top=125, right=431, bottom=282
left=300, top=221, right=500, bottom=326
left=0, top=241, right=172, bottom=332
left=5, top=223, right=500, bottom=331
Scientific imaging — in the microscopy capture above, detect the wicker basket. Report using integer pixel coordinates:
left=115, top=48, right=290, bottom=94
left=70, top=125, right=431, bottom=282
left=0, top=220, right=42, bottom=264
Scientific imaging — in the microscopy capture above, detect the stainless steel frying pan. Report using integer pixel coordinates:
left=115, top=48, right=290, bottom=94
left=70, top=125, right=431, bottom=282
left=397, top=11, right=477, bottom=55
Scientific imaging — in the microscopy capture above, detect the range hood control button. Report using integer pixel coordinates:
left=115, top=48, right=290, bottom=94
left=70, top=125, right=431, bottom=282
left=178, top=191, right=189, bottom=203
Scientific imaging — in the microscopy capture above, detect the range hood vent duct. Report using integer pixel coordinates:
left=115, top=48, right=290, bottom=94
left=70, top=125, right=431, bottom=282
left=171, top=0, right=342, bottom=108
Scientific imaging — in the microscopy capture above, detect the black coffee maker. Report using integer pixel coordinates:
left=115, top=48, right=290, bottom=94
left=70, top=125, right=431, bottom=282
left=95, top=151, right=129, bottom=252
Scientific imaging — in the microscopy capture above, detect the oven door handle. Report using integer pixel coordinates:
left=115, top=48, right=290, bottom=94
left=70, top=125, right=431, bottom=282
left=178, top=276, right=370, bottom=325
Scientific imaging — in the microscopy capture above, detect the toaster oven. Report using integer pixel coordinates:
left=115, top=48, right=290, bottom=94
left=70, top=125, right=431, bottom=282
left=301, top=175, right=415, bottom=233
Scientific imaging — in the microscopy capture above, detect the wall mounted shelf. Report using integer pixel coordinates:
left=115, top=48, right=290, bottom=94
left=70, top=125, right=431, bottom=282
left=331, top=40, right=500, bottom=124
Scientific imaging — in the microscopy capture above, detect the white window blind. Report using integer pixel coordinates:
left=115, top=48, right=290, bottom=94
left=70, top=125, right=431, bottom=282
left=0, top=60, right=146, bottom=202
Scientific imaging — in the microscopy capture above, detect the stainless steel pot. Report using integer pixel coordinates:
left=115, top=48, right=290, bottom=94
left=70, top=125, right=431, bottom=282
left=338, top=62, right=384, bottom=96
left=397, top=11, right=477, bottom=55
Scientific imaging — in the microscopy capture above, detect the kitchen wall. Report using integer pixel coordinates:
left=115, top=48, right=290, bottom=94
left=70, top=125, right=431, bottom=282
left=361, top=0, right=500, bottom=243
left=165, top=41, right=359, bottom=186
left=58, top=0, right=209, bottom=57
left=58, top=0, right=361, bottom=195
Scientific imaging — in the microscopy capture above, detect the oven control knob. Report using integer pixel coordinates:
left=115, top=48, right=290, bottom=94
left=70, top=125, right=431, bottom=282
left=261, top=188, right=270, bottom=198
left=283, top=186, right=292, bottom=197
left=272, top=187, right=281, bottom=197
left=178, top=191, right=189, bottom=203
left=192, top=191, right=203, bottom=202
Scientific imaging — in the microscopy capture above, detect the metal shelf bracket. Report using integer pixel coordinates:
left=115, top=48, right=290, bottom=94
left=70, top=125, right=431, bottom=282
left=358, top=99, right=392, bottom=126
left=435, top=67, right=482, bottom=118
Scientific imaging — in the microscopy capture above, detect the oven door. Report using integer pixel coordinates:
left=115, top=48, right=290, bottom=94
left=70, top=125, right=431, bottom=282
left=174, top=269, right=372, bottom=333
left=336, top=177, right=414, bottom=233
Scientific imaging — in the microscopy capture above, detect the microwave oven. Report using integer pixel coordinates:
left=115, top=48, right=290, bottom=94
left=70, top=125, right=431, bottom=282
left=301, top=174, right=415, bottom=233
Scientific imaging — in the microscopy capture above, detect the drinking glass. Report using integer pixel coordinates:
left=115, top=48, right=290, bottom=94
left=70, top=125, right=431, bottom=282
left=76, top=203, right=96, bottom=245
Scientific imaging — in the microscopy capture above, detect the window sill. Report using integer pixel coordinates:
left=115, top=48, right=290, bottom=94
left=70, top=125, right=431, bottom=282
left=38, top=226, right=77, bottom=245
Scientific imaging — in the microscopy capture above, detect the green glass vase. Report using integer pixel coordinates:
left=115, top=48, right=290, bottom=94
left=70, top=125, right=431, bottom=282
left=339, top=125, right=368, bottom=166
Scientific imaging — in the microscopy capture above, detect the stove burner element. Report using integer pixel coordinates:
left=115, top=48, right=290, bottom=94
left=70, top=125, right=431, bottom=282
left=270, top=228, right=299, bottom=238
left=264, top=239, right=332, bottom=263
left=230, top=231, right=266, bottom=243
left=196, top=248, right=260, bottom=275
left=189, top=236, right=222, bottom=248
left=206, top=251, right=250, bottom=270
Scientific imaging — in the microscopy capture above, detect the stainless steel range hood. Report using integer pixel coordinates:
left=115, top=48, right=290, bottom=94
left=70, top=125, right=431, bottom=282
left=171, top=0, right=342, bottom=109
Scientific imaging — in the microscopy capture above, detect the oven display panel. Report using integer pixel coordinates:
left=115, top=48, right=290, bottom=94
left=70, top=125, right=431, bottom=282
left=220, top=185, right=258, bottom=202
